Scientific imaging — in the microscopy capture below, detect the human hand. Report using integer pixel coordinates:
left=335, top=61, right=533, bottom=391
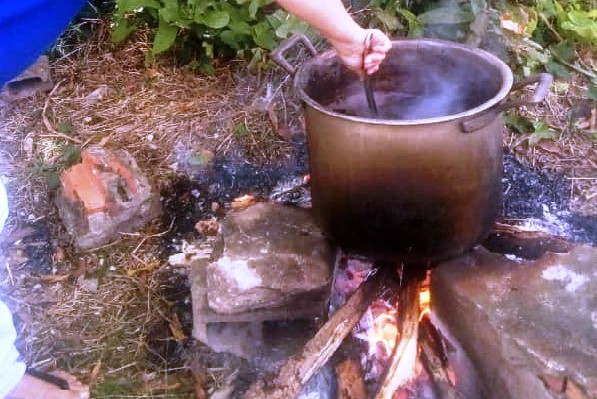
left=329, top=28, right=392, bottom=79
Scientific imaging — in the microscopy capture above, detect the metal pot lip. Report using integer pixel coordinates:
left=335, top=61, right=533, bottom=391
left=294, top=38, right=514, bottom=126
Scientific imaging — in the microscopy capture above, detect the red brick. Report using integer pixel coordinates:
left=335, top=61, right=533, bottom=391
left=60, top=163, right=108, bottom=213
left=82, top=149, right=138, bottom=194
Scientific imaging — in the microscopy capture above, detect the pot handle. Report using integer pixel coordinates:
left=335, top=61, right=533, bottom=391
left=271, top=34, right=318, bottom=76
left=460, top=73, right=553, bottom=133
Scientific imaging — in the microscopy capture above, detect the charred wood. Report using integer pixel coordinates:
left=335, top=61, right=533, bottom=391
left=244, top=269, right=385, bottom=399
left=482, top=222, right=572, bottom=259
left=419, top=315, right=465, bottom=399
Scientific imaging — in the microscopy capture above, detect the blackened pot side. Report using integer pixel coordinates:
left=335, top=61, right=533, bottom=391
left=282, top=38, right=548, bottom=262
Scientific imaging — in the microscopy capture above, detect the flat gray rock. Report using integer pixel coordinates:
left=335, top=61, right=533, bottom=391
left=207, top=203, right=334, bottom=314
left=432, top=245, right=597, bottom=399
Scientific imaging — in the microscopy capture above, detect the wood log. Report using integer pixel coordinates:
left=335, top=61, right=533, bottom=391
left=244, top=269, right=385, bottom=399
left=419, top=315, right=465, bottom=399
left=482, top=222, right=572, bottom=259
left=374, top=277, right=423, bottom=399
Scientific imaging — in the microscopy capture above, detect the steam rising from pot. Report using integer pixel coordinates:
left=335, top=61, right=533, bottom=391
left=322, top=47, right=499, bottom=120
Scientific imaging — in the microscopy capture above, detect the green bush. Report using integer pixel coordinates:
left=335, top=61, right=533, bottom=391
left=111, top=0, right=310, bottom=71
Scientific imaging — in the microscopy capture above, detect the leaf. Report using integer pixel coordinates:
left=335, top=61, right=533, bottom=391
left=535, top=0, right=557, bottom=17
left=60, top=145, right=82, bottom=167
left=252, top=21, right=277, bottom=50
left=111, top=17, right=135, bottom=43
left=117, top=0, right=160, bottom=12
left=196, top=10, right=230, bottom=29
left=249, top=0, right=274, bottom=19
left=152, top=17, right=178, bottom=55
left=232, top=19, right=252, bottom=34
left=220, top=30, right=242, bottom=50
left=529, top=120, right=557, bottom=145
left=560, top=10, right=597, bottom=44
left=233, top=123, right=250, bottom=138
left=375, top=9, right=403, bottom=31
left=397, top=9, right=423, bottom=37
left=545, top=61, right=571, bottom=80
left=587, top=86, right=597, bottom=101
left=247, top=47, right=265, bottom=73
left=505, top=112, right=533, bottom=133
left=159, top=0, right=180, bottom=23
left=274, top=16, right=309, bottom=39
left=550, top=42, right=575, bottom=62
left=418, top=7, right=474, bottom=25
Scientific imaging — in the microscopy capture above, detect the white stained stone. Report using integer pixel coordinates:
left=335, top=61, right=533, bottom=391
left=216, top=257, right=262, bottom=290
left=542, top=264, right=589, bottom=293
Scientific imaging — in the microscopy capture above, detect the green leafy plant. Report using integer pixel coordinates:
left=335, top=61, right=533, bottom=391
left=29, top=145, right=82, bottom=190
left=502, top=0, right=596, bottom=80
left=365, top=0, right=423, bottom=36
left=111, top=0, right=310, bottom=71
left=535, top=0, right=597, bottom=45
left=505, top=113, right=558, bottom=144
left=364, top=0, right=493, bottom=42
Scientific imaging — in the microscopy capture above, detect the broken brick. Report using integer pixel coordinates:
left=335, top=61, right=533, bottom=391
left=56, top=145, right=161, bottom=250
left=60, top=163, right=108, bottom=214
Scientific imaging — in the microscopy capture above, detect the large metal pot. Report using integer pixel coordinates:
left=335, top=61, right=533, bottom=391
left=273, top=36, right=551, bottom=262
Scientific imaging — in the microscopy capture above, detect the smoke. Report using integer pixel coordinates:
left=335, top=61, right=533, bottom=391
left=375, top=75, right=468, bottom=120
left=327, top=48, right=481, bottom=120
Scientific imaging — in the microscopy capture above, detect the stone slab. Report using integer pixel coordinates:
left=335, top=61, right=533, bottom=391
left=432, top=245, right=597, bottom=399
left=191, top=203, right=333, bottom=358
left=206, top=202, right=334, bottom=314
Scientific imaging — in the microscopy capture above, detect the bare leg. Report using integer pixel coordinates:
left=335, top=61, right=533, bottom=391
left=6, top=372, right=89, bottom=399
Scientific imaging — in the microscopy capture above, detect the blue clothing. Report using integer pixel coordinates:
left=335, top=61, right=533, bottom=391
left=0, top=0, right=86, bottom=86
left=1, top=3, right=84, bottom=396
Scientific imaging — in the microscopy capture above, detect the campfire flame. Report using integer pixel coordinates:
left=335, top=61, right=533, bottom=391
left=370, top=271, right=432, bottom=356
left=359, top=271, right=434, bottom=398
left=418, top=271, right=431, bottom=321
left=372, top=303, right=399, bottom=357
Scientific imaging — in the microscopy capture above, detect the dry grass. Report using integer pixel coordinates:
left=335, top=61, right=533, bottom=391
left=0, top=13, right=595, bottom=399
left=503, top=45, right=597, bottom=214
left=0, top=17, right=299, bottom=398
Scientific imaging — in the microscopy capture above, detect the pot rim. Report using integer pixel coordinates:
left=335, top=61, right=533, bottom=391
left=294, top=38, right=514, bottom=125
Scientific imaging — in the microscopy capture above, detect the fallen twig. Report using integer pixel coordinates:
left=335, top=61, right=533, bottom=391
left=41, top=79, right=82, bottom=144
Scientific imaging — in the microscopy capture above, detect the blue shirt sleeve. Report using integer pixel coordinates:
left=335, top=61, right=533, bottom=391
left=0, top=1, right=87, bottom=86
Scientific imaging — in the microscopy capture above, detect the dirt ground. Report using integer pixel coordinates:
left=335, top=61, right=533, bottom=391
left=0, top=16, right=595, bottom=399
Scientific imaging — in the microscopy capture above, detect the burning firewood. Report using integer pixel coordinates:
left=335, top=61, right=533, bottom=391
left=243, top=268, right=385, bottom=399
left=419, top=315, right=465, bottom=399
left=374, top=277, right=423, bottom=399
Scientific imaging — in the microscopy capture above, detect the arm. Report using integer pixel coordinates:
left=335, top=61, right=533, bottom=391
left=276, top=0, right=392, bottom=77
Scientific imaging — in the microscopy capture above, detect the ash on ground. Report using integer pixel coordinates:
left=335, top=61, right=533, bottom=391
left=502, top=150, right=597, bottom=245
